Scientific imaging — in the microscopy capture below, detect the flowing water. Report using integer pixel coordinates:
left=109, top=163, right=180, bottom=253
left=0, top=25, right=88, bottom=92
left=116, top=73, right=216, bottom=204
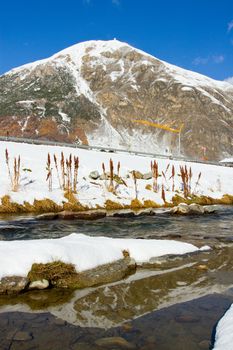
left=0, top=206, right=233, bottom=349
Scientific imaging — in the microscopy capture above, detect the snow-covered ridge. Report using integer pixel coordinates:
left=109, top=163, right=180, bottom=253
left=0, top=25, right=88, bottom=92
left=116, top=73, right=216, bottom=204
left=0, top=233, right=209, bottom=279
left=4, top=39, right=233, bottom=92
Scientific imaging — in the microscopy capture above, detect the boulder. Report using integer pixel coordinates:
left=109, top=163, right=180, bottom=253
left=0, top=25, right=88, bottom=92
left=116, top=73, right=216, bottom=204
left=172, top=203, right=190, bottom=214
left=203, top=205, right=216, bottom=214
left=99, top=172, right=110, bottom=180
left=29, top=279, right=49, bottom=290
left=189, top=203, right=205, bottom=214
left=36, top=212, right=59, bottom=220
left=89, top=170, right=100, bottom=180
left=143, top=171, right=153, bottom=180
left=57, top=210, right=106, bottom=220
left=0, top=276, right=28, bottom=294
left=109, top=210, right=136, bottom=218
left=74, top=257, right=136, bottom=289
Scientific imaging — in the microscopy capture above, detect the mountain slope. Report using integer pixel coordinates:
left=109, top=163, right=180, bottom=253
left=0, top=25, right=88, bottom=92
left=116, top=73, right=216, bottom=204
left=1, top=39, right=233, bottom=160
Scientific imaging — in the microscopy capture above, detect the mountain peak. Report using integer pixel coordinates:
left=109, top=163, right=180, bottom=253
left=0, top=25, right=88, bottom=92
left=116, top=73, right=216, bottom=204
left=1, top=39, right=233, bottom=160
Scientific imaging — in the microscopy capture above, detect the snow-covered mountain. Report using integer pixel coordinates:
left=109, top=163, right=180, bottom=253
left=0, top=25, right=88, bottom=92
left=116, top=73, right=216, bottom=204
left=1, top=39, right=233, bottom=160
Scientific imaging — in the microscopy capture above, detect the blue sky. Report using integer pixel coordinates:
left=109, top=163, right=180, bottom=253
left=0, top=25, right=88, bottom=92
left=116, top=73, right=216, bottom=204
left=1, top=0, right=233, bottom=81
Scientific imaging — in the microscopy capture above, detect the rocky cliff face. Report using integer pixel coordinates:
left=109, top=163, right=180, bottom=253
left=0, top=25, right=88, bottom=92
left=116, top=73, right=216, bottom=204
left=1, top=39, right=233, bottom=160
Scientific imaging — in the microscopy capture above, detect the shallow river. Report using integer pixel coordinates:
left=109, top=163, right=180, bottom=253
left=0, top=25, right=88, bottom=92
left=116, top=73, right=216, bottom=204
left=0, top=206, right=233, bottom=349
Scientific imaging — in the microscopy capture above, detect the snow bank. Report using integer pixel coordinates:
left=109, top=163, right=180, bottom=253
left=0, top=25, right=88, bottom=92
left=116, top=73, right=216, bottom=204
left=213, top=304, right=233, bottom=350
left=0, top=233, right=208, bottom=279
left=0, top=140, right=233, bottom=210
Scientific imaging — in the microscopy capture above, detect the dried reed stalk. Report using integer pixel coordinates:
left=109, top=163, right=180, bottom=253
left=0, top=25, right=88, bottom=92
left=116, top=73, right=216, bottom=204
left=161, top=184, right=166, bottom=203
left=193, top=172, right=202, bottom=193
left=5, top=149, right=21, bottom=192
left=132, top=170, right=138, bottom=199
left=170, top=165, right=175, bottom=192
left=13, top=156, right=21, bottom=192
left=117, top=161, right=121, bottom=177
left=151, top=160, right=159, bottom=192
left=73, top=156, right=79, bottom=193
left=5, top=149, right=13, bottom=187
left=109, top=158, right=114, bottom=192
left=54, top=154, right=62, bottom=189
left=60, top=152, right=65, bottom=190
left=46, top=153, right=52, bottom=192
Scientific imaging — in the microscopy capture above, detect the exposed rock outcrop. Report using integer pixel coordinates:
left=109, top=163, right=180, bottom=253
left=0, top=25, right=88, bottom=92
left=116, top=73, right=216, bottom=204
left=1, top=40, right=233, bottom=160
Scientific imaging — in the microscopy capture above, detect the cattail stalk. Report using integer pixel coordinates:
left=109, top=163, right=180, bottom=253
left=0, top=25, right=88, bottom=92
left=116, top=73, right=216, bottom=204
left=194, top=172, right=202, bottom=193
left=73, top=156, right=79, bottom=193
left=132, top=170, right=138, bottom=199
left=161, top=184, right=166, bottom=203
left=46, top=153, right=52, bottom=192
left=109, top=158, right=114, bottom=192
left=151, top=160, right=159, bottom=192
left=5, top=149, right=13, bottom=187
left=54, top=154, right=62, bottom=189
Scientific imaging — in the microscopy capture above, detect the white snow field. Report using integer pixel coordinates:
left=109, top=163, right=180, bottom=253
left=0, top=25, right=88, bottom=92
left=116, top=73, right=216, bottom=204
left=0, top=140, right=232, bottom=208
left=213, top=304, right=233, bottom=350
left=0, top=233, right=209, bottom=279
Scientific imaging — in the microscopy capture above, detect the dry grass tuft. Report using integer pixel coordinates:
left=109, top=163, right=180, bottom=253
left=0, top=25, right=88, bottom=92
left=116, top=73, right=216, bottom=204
left=219, top=194, right=233, bottom=205
left=122, top=250, right=130, bottom=258
left=63, top=191, right=87, bottom=211
left=130, top=198, right=144, bottom=209
left=0, top=195, right=25, bottom=213
left=105, top=200, right=124, bottom=210
left=28, top=261, right=77, bottom=287
left=33, top=199, right=62, bottom=213
left=145, top=184, right=152, bottom=191
left=143, top=200, right=160, bottom=208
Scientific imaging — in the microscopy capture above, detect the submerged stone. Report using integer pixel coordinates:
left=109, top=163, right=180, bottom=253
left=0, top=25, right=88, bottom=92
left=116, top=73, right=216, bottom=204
left=95, top=336, right=136, bottom=349
left=13, top=331, right=33, bottom=341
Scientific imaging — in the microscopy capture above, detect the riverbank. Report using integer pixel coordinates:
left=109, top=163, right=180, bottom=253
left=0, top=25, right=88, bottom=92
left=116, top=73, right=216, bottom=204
left=0, top=141, right=232, bottom=214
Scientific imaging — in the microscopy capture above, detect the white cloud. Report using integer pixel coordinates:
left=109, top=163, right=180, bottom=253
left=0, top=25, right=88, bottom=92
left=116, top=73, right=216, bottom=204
left=228, top=20, right=233, bottom=32
left=193, top=55, right=224, bottom=65
left=225, top=77, right=233, bottom=85
left=213, top=55, right=224, bottom=63
left=193, top=56, right=209, bottom=65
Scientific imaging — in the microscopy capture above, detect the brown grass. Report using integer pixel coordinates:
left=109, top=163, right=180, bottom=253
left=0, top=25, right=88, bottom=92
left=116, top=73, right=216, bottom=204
left=122, top=250, right=130, bottom=258
left=218, top=194, right=233, bottom=205
left=33, top=199, right=62, bottom=213
left=0, top=195, right=26, bottom=213
left=63, top=192, right=87, bottom=211
left=130, top=198, right=144, bottom=209
left=105, top=200, right=124, bottom=210
left=145, top=184, right=152, bottom=191
left=143, top=200, right=160, bottom=208
left=28, top=261, right=78, bottom=288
